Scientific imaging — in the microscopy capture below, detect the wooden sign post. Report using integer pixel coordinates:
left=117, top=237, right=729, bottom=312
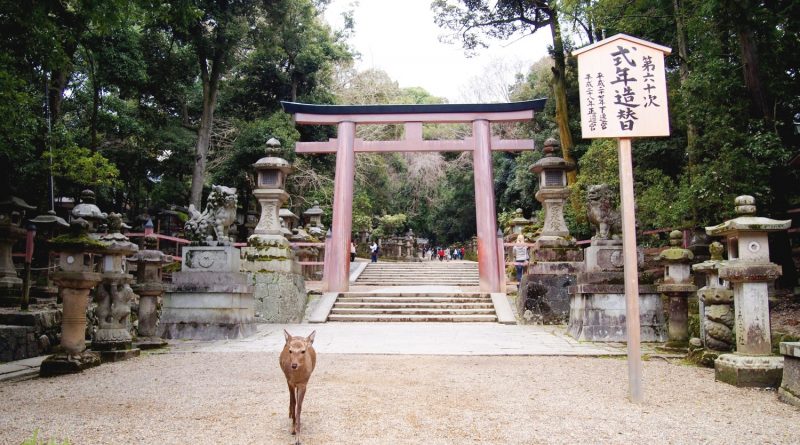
left=573, top=34, right=672, bottom=404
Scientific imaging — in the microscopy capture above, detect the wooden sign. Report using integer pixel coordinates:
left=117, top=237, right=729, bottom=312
left=574, top=34, right=672, bottom=138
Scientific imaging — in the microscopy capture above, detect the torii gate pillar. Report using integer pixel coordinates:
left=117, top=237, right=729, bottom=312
left=473, top=120, right=501, bottom=292
left=328, top=121, right=356, bottom=292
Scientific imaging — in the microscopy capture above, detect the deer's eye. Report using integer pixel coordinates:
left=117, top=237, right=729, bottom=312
left=301, top=350, right=305, bottom=354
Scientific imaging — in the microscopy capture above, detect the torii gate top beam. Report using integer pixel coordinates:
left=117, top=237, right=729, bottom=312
left=281, top=99, right=546, bottom=154
left=281, top=99, right=546, bottom=124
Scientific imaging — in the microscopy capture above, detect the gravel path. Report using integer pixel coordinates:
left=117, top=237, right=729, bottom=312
left=1, top=351, right=798, bottom=444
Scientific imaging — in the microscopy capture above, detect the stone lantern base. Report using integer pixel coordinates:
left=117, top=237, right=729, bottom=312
left=715, top=353, right=784, bottom=388
left=242, top=236, right=307, bottom=323
left=779, top=342, right=800, bottom=406
left=40, top=351, right=101, bottom=377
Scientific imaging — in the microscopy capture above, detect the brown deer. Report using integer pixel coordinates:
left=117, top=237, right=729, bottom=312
left=279, top=330, right=316, bottom=436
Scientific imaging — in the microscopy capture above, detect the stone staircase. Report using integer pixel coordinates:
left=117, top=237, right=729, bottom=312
left=354, top=261, right=479, bottom=286
left=327, top=292, right=498, bottom=322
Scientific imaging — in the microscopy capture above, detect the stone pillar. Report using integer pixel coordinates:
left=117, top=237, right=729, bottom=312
left=692, top=242, right=735, bottom=354
left=472, top=119, right=500, bottom=292
left=706, top=195, right=790, bottom=387
left=329, top=121, right=355, bottom=292
left=131, top=235, right=171, bottom=349
left=93, top=213, right=140, bottom=362
left=40, top=219, right=103, bottom=377
left=656, top=230, right=697, bottom=348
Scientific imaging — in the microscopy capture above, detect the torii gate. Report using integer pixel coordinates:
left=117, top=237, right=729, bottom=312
left=281, top=100, right=546, bottom=293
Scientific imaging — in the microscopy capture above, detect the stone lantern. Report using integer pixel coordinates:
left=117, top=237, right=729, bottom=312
left=692, top=241, right=735, bottom=353
left=706, top=195, right=791, bottom=387
left=530, top=138, right=575, bottom=247
left=40, top=218, right=104, bottom=377
left=509, top=209, right=530, bottom=236
left=131, top=234, right=171, bottom=349
left=656, top=230, right=697, bottom=348
left=92, top=213, right=140, bottom=362
left=71, top=189, right=107, bottom=234
left=28, top=210, right=69, bottom=303
left=0, top=196, right=35, bottom=307
left=240, top=139, right=306, bottom=323
left=279, top=208, right=300, bottom=232
left=303, top=201, right=325, bottom=237
left=250, top=154, right=293, bottom=247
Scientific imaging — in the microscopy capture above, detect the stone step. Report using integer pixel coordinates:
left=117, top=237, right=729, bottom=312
left=334, top=302, right=494, bottom=309
left=337, top=297, right=490, bottom=304
left=354, top=282, right=480, bottom=286
left=331, top=307, right=496, bottom=315
left=327, top=314, right=498, bottom=322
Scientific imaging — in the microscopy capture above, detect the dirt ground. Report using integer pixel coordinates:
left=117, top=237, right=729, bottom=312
left=1, top=352, right=799, bottom=445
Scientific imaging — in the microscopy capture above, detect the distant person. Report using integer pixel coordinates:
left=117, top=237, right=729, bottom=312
left=370, top=242, right=379, bottom=262
left=512, top=235, right=529, bottom=283
left=445, top=247, right=451, bottom=261
left=350, top=241, right=357, bottom=262
left=438, top=248, right=444, bottom=261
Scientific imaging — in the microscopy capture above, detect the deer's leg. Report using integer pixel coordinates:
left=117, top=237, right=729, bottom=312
left=288, top=382, right=296, bottom=420
left=294, top=383, right=307, bottom=435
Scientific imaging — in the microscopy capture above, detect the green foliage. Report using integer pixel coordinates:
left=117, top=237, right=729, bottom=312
left=44, top=129, right=119, bottom=189
left=372, top=214, right=408, bottom=238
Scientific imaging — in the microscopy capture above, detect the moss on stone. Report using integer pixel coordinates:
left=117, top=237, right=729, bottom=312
left=48, top=234, right=107, bottom=251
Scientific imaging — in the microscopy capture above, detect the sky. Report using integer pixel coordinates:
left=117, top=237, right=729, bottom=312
left=323, top=0, right=552, bottom=103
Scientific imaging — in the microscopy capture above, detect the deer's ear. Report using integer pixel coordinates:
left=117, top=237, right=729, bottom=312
left=306, top=330, right=316, bottom=345
left=284, top=329, right=292, bottom=343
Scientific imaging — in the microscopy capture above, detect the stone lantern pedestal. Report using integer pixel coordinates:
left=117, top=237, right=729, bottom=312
left=656, top=230, right=697, bottom=349
left=241, top=153, right=307, bottom=323
left=40, top=219, right=103, bottom=377
left=521, top=138, right=583, bottom=324
left=706, top=195, right=790, bottom=388
left=692, top=242, right=735, bottom=362
left=92, top=214, right=140, bottom=362
left=131, top=235, right=171, bottom=349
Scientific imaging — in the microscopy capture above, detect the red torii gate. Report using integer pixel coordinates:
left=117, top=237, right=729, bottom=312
left=281, top=100, right=546, bottom=293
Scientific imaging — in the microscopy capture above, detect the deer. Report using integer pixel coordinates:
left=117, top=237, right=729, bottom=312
left=279, top=329, right=317, bottom=437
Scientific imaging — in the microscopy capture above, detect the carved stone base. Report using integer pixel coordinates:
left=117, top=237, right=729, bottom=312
left=92, top=328, right=133, bottom=351
left=567, top=285, right=666, bottom=342
left=99, top=348, right=140, bottom=363
left=779, top=342, right=800, bottom=406
left=133, top=337, right=168, bottom=350
left=250, top=270, right=307, bottom=323
left=0, top=284, right=21, bottom=307
left=714, top=353, right=784, bottom=388
left=39, top=351, right=101, bottom=377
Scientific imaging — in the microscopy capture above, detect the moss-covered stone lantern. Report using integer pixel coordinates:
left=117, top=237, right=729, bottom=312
left=131, top=234, right=172, bottom=349
left=40, top=218, right=105, bottom=377
left=705, top=195, right=791, bottom=387
left=509, top=208, right=530, bottom=236
left=692, top=241, right=735, bottom=353
left=656, top=230, right=697, bottom=348
left=303, top=201, right=325, bottom=238
left=92, top=213, right=140, bottom=362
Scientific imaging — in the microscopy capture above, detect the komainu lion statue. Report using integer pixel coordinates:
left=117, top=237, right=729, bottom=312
left=185, top=185, right=238, bottom=245
left=586, top=184, right=621, bottom=240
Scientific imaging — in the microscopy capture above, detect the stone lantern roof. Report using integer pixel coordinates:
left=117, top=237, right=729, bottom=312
left=30, top=210, right=70, bottom=228
left=304, top=201, right=324, bottom=217
left=253, top=156, right=292, bottom=174
left=692, top=241, right=726, bottom=274
left=279, top=208, right=299, bottom=222
left=99, top=213, right=138, bottom=257
left=509, top=208, right=530, bottom=226
left=530, top=138, right=576, bottom=174
left=705, top=195, right=790, bottom=236
left=656, top=230, right=694, bottom=263
left=71, top=190, right=107, bottom=226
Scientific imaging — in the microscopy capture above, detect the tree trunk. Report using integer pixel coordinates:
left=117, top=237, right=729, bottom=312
left=673, top=0, right=700, bottom=224
left=549, top=11, right=576, bottom=184
left=189, top=45, right=223, bottom=209
left=48, top=70, right=69, bottom=124
left=737, top=27, right=771, bottom=122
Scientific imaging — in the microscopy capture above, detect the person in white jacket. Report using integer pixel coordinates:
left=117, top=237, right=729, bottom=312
left=512, top=235, right=529, bottom=283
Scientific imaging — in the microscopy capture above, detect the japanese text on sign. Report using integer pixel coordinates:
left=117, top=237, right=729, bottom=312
left=574, top=35, right=671, bottom=138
